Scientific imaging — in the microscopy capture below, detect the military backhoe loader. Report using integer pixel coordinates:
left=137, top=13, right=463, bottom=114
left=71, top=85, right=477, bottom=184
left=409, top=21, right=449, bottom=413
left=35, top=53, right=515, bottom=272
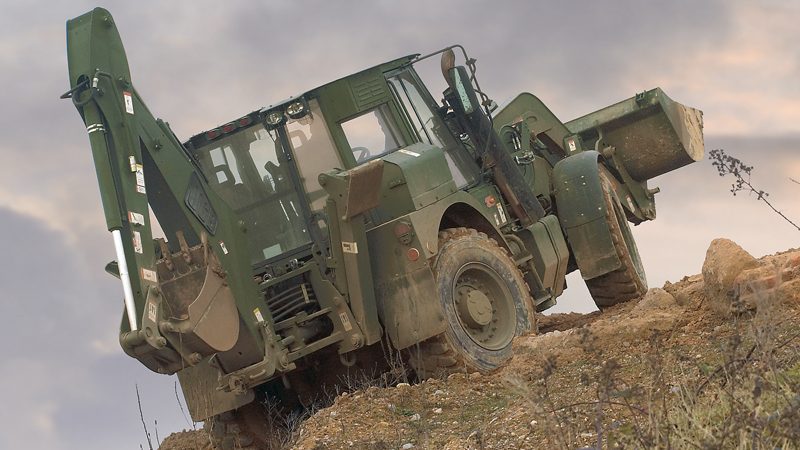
left=65, top=8, right=703, bottom=449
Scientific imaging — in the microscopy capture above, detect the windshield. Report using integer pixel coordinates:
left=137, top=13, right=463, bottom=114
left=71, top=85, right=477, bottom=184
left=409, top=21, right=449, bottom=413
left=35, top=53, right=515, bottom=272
left=193, top=123, right=310, bottom=264
left=388, top=69, right=478, bottom=188
left=288, top=99, right=343, bottom=212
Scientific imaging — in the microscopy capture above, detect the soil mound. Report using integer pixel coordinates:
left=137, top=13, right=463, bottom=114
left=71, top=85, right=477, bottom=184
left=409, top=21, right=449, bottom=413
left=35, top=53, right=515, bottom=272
left=160, top=241, right=800, bottom=449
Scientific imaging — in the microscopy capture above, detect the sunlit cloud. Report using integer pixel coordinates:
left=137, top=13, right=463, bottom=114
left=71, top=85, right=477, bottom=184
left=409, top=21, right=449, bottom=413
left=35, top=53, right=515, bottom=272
left=628, top=2, right=800, bottom=135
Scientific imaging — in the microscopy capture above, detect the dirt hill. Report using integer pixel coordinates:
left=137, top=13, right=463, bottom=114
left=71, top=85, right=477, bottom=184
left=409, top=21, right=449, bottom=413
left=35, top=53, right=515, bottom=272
left=160, top=239, right=800, bottom=449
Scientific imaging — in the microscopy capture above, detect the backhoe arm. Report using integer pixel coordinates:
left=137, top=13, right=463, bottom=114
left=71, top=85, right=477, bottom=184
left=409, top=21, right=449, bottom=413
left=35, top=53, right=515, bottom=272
left=66, top=8, right=281, bottom=376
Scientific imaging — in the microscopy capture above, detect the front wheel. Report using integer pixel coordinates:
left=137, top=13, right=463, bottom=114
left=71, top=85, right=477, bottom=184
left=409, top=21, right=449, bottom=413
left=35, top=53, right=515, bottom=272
left=409, top=228, right=536, bottom=379
left=585, top=172, right=648, bottom=308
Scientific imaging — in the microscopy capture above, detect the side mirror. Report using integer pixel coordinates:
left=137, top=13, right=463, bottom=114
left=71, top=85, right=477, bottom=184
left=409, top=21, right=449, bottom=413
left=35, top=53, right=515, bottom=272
left=441, top=49, right=480, bottom=115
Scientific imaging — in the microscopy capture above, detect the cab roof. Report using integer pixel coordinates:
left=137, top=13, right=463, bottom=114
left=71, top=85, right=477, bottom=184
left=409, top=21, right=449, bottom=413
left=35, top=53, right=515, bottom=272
left=187, top=54, right=418, bottom=145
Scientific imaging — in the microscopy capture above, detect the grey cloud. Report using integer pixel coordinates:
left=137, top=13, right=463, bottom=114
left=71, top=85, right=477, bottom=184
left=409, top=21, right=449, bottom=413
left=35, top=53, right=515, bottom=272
left=0, top=206, right=181, bottom=449
left=92, top=1, right=737, bottom=135
left=1, top=2, right=798, bottom=448
left=631, top=136, right=799, bottom=287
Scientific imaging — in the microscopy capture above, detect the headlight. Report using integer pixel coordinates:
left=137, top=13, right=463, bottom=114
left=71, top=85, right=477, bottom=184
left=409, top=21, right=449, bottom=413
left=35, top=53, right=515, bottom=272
left=265, top=110, right=285, bottom=126
left=286, top=100, right=307, bottom=119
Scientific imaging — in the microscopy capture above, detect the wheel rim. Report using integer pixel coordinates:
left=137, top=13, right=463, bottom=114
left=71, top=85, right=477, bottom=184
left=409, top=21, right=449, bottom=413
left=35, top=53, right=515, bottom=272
left=452, top=262, right=516, bottom=350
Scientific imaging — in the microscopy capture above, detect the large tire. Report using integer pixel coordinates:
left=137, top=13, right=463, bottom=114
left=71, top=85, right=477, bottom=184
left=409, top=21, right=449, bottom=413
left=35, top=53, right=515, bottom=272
left=409, top=228, right=536, bottom=379
left=205, top=401, right=283, bottom=450
left=585, top=172, right=647, bottom=308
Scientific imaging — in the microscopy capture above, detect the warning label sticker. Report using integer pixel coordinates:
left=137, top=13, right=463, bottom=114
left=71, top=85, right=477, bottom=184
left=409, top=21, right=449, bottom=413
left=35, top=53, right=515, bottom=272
left=567, top=138, right=577, bottom=152
left=132, top=231, right=143, bottom=254
left=123, top=91, right=134, bottom=114
left=135, top=164, right=146, bottom=194
left=147, top=300, right=157, bottom=322
left=254, top=308, right=264, bottom=323
left=339, top=312, right=353, bottom=331
left=141, top=268, right=158, bottom=283
left=128, top=211, right=145, bottom=226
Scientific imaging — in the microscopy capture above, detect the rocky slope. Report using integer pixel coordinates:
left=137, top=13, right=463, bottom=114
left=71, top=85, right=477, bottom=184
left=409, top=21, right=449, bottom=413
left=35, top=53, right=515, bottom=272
left=161, top=239, right=800, bottom=449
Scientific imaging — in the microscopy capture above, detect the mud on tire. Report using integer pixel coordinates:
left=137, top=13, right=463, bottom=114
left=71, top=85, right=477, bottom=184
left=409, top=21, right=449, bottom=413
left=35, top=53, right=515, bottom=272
left=585, top=172, right=648, bottom=308
left=409, top=228, right=536, bottom=379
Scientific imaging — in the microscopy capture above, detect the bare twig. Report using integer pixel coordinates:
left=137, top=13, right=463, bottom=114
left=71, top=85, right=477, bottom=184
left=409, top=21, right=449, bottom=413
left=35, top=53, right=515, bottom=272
left=550, top=399, right=648, bottom=416
left=136, top=384, right=154, bottom=450
left=694, top=344, right=757, bottom=396
left=709, top=149, right=799, bottom=231
left=174, top=380, right=195, bottom=430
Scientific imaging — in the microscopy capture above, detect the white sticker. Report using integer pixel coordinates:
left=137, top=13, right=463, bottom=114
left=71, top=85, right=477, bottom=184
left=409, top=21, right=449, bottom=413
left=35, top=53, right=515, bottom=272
left=626, top=196, right=635, bottom=211
left=219, top=241, right=229, bottom=254
left=123, top=91, right=134, bottom=114
left=132, top=231, right=143, bottom=254
left=135, top=164, right=146, bottom=194
left=493, top=213, right=500, bottom=226
left=398, top=149, right=420, bottom=157
left=141, top=268, right=158, bottom=283
left=497, top=204, right=507, bottom=224
left=339, top=312, right=353, bottom=332
left=342, top=241, right=358, bottom=254
left=147, top=300, right=157, bottom=322
left=128, top=211, right=145, bottom=226
left=253, top=307, right=264, bottom=323
left=567, top=138, right=577, bottom=152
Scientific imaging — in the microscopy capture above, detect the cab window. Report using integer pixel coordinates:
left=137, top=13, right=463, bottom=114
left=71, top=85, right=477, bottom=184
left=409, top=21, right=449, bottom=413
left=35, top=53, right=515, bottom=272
left=388, top=70, right=478, bottom=188
left=341, top=104, right=405, bottom=163
left=193, top=124, right=310, bottom=264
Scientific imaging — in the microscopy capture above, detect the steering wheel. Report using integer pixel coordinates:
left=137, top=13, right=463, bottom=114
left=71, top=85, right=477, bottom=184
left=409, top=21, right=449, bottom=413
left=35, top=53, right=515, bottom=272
left=352, top=146, right=371, bottom=163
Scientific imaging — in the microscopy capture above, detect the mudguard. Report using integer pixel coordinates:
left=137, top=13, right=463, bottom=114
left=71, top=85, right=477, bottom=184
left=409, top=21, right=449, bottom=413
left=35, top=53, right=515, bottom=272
left=553, top=151, right=621, bottom=280
left=367, top=190, right=511, bottom=350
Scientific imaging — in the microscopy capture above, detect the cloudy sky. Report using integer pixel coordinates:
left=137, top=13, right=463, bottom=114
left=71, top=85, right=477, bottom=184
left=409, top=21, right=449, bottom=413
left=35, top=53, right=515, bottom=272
left=0, top=1, right=797, bottom=448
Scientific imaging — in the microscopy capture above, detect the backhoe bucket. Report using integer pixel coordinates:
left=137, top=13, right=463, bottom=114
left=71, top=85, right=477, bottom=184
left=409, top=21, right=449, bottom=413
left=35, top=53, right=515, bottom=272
left=566, top=88, right=703, bottom=181
left=155, top=236, right=240, bottom=356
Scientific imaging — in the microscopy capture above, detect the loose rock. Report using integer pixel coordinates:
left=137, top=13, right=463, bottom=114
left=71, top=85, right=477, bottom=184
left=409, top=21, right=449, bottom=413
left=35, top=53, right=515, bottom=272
left=702, top=238, right=758, bottom=315
left=633, top=288, right=678, bottom=314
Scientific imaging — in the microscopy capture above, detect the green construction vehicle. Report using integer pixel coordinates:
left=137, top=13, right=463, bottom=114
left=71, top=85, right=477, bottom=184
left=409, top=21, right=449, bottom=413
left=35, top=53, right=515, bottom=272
left=65, top=8, right=703, bottom=449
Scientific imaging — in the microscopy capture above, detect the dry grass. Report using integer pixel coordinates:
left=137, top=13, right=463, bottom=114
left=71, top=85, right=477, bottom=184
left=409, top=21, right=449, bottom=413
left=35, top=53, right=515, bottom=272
left=160, top=252, right=800, bottom=450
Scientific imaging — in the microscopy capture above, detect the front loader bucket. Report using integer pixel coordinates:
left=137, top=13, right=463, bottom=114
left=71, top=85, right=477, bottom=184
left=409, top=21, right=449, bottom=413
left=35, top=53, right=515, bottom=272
left=566, top=88, right=703, bottom=182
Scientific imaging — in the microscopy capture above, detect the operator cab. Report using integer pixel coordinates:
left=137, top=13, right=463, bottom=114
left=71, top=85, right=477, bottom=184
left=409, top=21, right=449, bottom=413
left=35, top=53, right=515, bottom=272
left=187, top=113, right=313, bottom=267
left=185, top=53, right=480, bottom=273
left=186, top=96, right=348, bottom=274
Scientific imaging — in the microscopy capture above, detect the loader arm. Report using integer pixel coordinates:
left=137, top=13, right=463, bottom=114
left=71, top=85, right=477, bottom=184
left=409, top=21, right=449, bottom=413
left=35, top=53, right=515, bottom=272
left=66, top=8, right=283, bottom=377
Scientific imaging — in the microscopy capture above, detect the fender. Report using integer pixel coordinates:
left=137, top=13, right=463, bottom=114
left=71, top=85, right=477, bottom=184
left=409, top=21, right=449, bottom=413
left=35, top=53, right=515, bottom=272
left=553, top=151, right=621, bottom=280
left=409, top=188, right=511, bottom=259
left=366, top=189, right=510, bottom=350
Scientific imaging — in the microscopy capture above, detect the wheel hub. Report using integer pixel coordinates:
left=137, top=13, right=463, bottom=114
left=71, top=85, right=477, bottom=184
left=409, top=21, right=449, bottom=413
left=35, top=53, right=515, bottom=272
left=457, top=286, right=493, bottom=328
left=452, top=263, right=516, bottom=351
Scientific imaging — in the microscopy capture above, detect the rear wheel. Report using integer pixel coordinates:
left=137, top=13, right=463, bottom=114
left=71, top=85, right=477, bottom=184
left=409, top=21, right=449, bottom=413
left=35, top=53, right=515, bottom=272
left=585, top=172, right=647, bottom=308
left=409, top=228, right=536, bottom=379
left=205, top=400, right=284, bottom=450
